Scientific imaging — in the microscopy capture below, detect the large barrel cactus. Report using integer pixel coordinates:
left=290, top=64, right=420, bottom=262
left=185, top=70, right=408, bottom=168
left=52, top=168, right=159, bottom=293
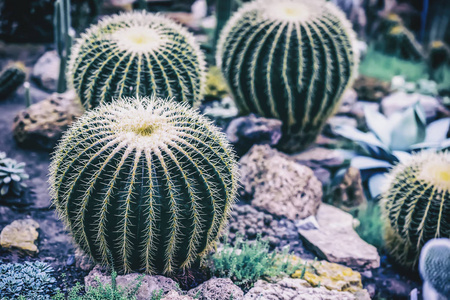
left=67, top=11, right=206, bottom=109
left=381, top=151, right=450, bottom=270
left=49, top=96, right=238, bottom=274
left=217, top=0, right=358, bottom=152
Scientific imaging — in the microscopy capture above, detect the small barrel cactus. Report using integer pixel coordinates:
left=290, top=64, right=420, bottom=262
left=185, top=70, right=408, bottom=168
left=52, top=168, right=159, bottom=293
left=381, top=151, right=450, bottom=270
left=0, top=62, right=26, bottom=100
left=419, top=238, right=450, bottom=298
left=67, top=11, right=206, bottom=109
left=217, top=0, right=358, bottom=152
left=49, top=96, right=238, bottom=274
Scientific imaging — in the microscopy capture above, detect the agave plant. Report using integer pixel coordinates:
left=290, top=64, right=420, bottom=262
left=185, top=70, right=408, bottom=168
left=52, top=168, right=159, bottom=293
left=334, top=102, right=450, bottom=197
left=0, top=152, right=29, bottom=197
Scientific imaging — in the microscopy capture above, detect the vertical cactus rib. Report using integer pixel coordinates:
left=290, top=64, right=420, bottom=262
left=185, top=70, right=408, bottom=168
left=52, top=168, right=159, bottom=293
left=154, top=148, right=180, bottom=274
left=307, top=20, right=331, bottom=128
left=93, top=141, right=128, bottom=264
left=162, top=144, right=203, bottom=268
left=67, top=12, right=206, bottom=109
left=65, top=138, right=122, bottom=256
left=381, top=151, right=450, bottom=270
left=282, top=22, right=294, bottom=127
left=165, top=138, right=221, bottom=254
left=117, top=53, right=136, bottom=100
left=148, top=51, right=175, bottom=100
left=116, top=147, right=141, bottom=273
left=140, top=148, right=157, bottom=273
left=217, top=0, right=358, bottom=152
left=235, top=20, right=276, bottom=115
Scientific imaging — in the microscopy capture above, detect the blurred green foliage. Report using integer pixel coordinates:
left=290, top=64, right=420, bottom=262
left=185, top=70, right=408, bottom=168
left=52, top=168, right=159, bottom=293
left=359, top=47, right=428, bottom=82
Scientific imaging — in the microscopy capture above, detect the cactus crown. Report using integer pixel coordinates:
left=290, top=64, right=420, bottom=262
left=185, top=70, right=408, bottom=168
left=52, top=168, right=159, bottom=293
left=49, top=96, right=238, bottom=274
left=67, top=11, right=206, bottom=109
left=216, top=0, right=358, bottom=152
left=381, top=151, right=450, bottom=269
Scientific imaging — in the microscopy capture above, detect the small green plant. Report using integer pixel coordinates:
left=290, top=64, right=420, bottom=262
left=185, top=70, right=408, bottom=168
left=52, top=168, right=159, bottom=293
left=0, top=261, right=57, bottom=300
left=334, top=103, right=450, bottom=197
left=67, top=11, right=206, bottom=109
left=150, top=289, right=164, bottom=300
left=217, top=0, right=358, bottom=152
left=52, top=271, right=143, bottom=300
left=49, top=96, right=238, bottom=274
left=419, top=238, right=450, bottom=299
left=381, top=151, right=450, bottom=270
left=210, top=235, right=302, bottom=289
left=0, top=62, right=26, bottom=100
left=0, top=152, right=29, bottom=197
left=350, top=202, right=384, bottom=250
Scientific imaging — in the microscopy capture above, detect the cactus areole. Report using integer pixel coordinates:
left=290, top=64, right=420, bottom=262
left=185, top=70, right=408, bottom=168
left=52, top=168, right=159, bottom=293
left=217, top=0, right=358, bottom=152
left=67, top=11, right=206, bottom=110
left=381, top=151, right=450, bottom=270
left=49, top=97, right=238, bottom=274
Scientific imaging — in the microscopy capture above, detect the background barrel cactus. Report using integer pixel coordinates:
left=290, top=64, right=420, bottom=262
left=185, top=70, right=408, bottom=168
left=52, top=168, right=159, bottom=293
left=216, top=0, right=358, bottom=152
left=49, top=96, right=238, bottom=274
left=0, top=62, right=26, bottom=100
left=67, top=11, right=206, bottom=109
left=381, top=151, right=450, bottom=270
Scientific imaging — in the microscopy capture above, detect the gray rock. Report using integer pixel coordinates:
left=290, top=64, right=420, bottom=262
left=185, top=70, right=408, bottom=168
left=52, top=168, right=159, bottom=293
left=32, top=51, right=60, bottom=92
left=381, top=92, right=445, bottom=121
left=162, top=291, right=194, bottom=300
left=243, top=278, right=356, bottom=300
left=292, top=147, right=345, bottom=169
left=295, top=216, right=320, bottom=231
left=75, top=248, right=95, bottom=271
left=239, top=145, right=322, bottom=221
left=187, top=278, right=243, bottom=300
left=85, top=267, right=179, bottom=300
left=226, top=114, right=282, bottom=156
left=13, top=91, right=84, bottom=150
left=298, top=204, right=380, bottom=270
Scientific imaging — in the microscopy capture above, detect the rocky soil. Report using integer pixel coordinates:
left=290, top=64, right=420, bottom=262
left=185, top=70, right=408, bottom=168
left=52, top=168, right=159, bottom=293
left=0, top=44, right=426, bottom=300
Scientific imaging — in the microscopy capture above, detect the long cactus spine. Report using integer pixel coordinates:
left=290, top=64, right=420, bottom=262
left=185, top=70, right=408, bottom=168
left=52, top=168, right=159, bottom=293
left=49, top=96, right=238, bottom=274
left=217, top=0, right=358, bottom=152
left=67, top=11, right=206, bottom=109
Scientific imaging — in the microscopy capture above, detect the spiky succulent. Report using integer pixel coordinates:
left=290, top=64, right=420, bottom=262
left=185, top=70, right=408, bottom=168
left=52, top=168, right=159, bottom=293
left=334, top=103, right=450, bottom=198
left=217, top=0, right=358, bottom=152
left=419, top=238, right=450, bottom=297
left=0, top=152, right=29, bottom=197
left=67, top=11, right=206, bottom=109
left=381, top=151, right=450, bottom=270
left=0, top=62, right=26, bottom=100
left=49, top=96, right=238, bottom=274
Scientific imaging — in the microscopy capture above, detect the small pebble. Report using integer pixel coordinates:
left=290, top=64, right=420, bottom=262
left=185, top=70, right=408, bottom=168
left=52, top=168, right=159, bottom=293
left=66, top=255, right=75, bottom=266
